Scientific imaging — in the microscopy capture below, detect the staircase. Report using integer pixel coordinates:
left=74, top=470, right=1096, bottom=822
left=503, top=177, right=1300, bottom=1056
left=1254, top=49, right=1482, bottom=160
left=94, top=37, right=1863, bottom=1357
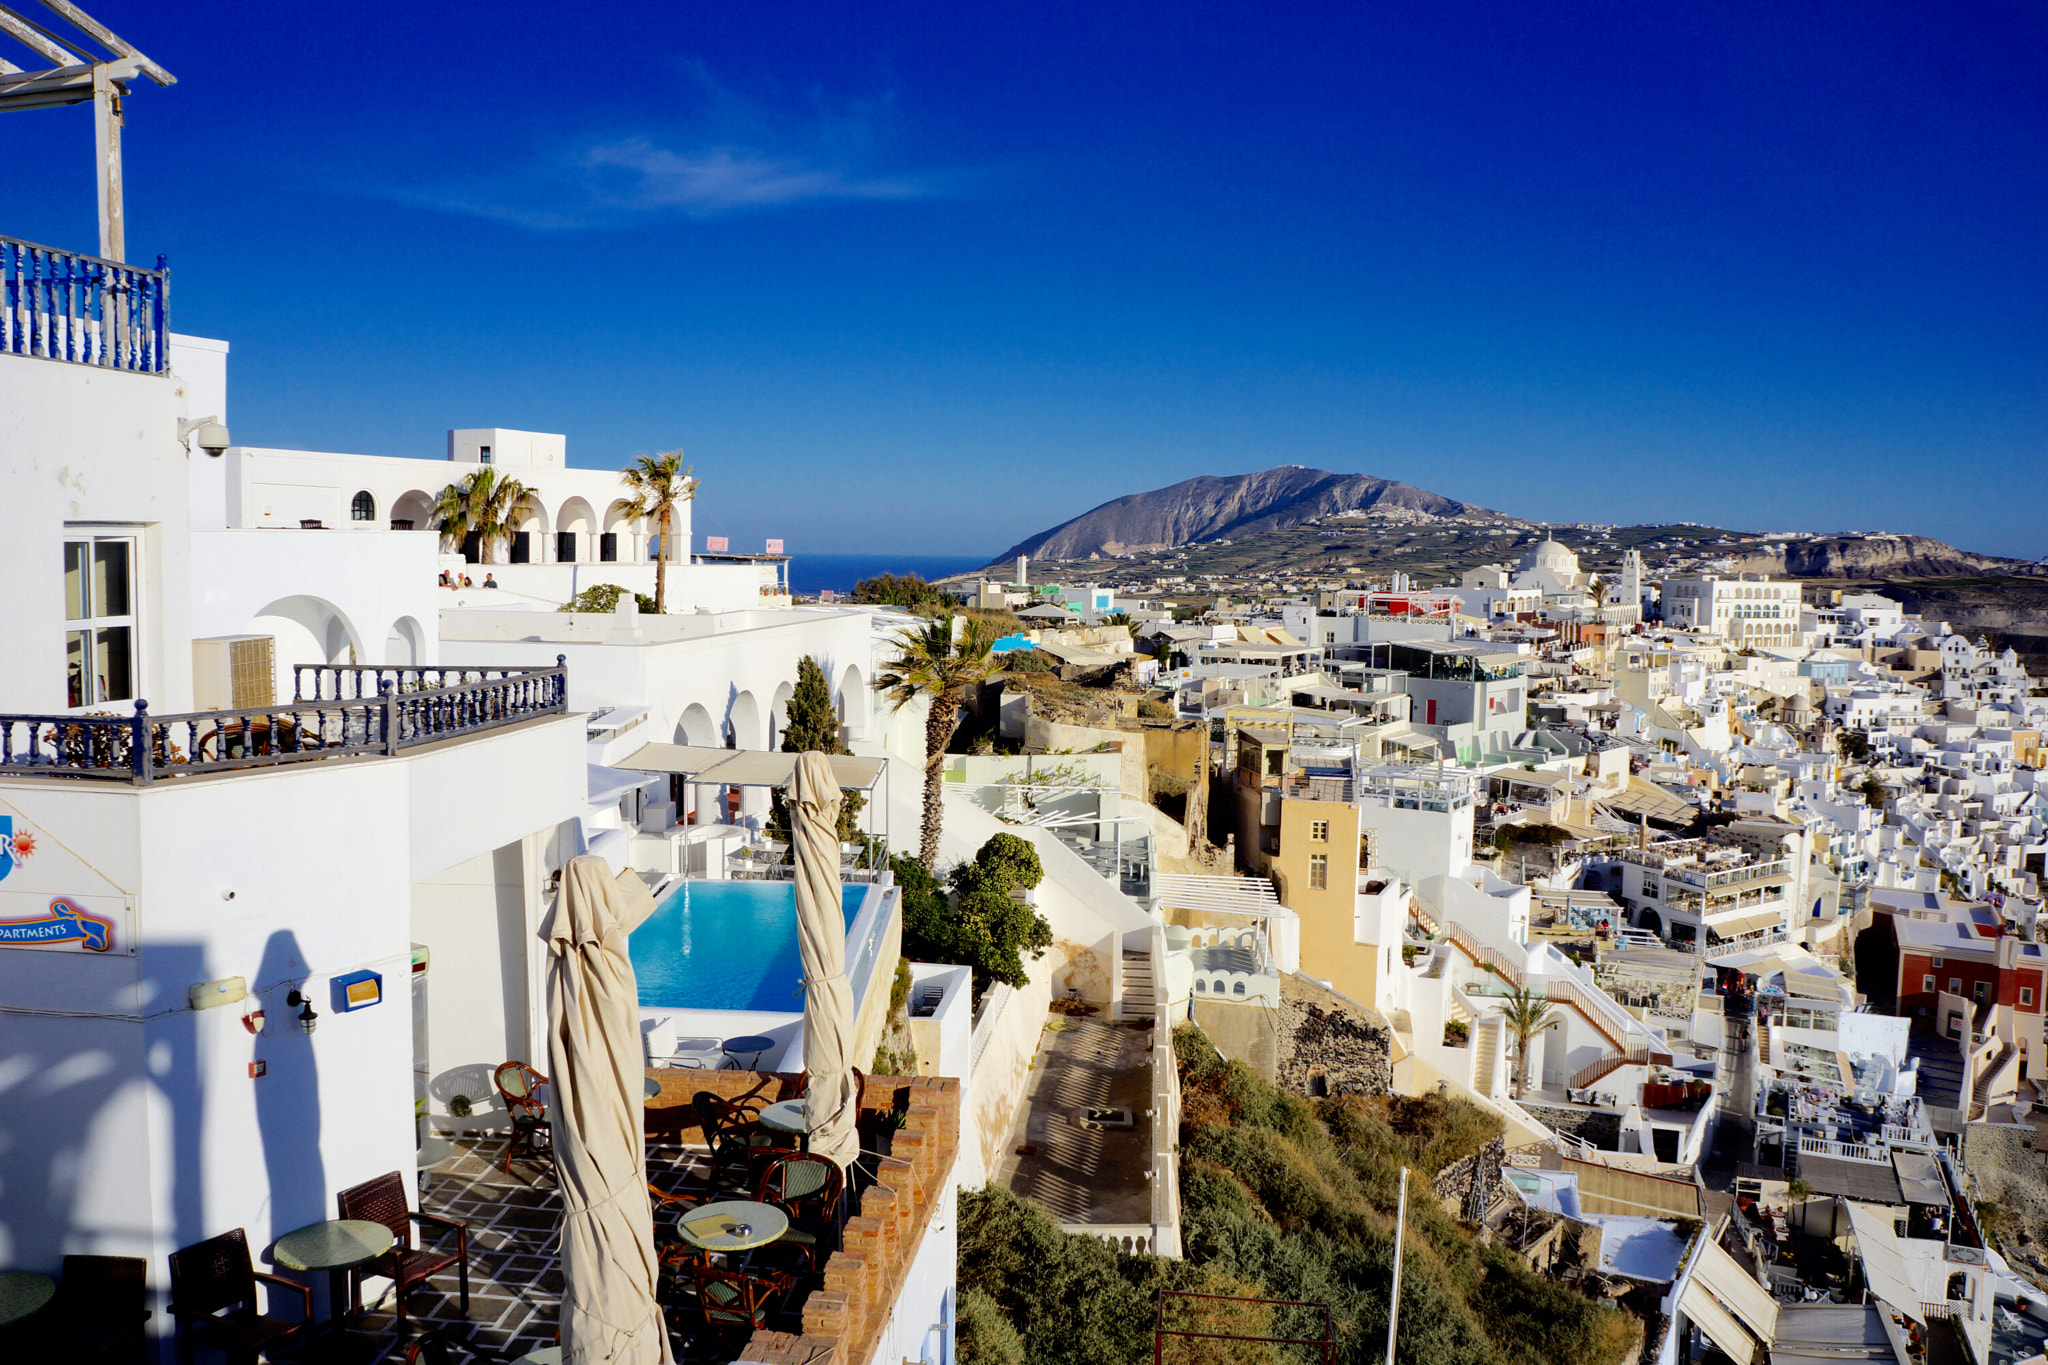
left=1757, top=1014, right=1773, bottom=1069
left=1472, top=1019, right=1501, bottom=1098
left=1121, top=949, right=1156, bottom=1020
left=1970, top=1041, right=2017, bottom=1120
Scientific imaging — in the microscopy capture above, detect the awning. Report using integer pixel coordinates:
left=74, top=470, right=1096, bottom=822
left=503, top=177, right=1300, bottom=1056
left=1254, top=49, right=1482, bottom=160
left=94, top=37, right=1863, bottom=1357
left=1707, top=911, right=1784, bottom=941
left=588, top=764, right=658, bottom=806
left=616, top=744, right=887, bottom=790
left=1680, top=1237, right=1778, bottom=1365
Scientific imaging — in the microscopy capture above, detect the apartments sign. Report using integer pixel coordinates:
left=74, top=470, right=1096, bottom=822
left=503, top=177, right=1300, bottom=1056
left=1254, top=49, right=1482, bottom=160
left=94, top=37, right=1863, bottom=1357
left=0, top=812, right=137, bottom=956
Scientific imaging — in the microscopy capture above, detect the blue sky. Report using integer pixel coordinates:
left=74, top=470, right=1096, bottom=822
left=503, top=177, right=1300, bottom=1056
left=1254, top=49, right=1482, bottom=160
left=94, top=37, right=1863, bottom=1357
left=7, top=2, right=2044, bottom=557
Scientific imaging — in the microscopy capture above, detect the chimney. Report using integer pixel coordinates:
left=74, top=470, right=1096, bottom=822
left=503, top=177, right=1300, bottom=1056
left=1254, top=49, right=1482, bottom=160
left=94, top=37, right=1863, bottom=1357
left=1016, top=555, right=1028, bottom=586
left=1638, top=813, right=1649, bottom=852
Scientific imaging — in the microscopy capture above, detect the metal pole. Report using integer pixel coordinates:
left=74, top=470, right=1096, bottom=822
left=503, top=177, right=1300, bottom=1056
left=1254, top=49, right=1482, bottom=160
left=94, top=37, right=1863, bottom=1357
left=1385, top=1165, right=1407, bottom=1365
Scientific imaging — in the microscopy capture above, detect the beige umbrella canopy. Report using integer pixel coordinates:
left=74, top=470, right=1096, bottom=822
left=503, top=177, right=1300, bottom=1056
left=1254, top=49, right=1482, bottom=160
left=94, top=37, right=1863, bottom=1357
left=544, top=857, right=675, bottom=1365
left=793, top=751, right=861, bottom=1170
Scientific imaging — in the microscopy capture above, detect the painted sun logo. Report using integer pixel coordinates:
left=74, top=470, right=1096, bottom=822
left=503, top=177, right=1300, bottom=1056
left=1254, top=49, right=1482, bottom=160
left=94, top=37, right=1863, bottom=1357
left=0, top=817, right=32, bottom=882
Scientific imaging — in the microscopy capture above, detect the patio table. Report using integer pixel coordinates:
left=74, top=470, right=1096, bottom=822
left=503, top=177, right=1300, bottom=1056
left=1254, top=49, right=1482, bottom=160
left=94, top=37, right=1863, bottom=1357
left=675, top=1200, right=788, bottom=1256
left=274, top=1218, right=395, bottom=1346
left=757, top=1099, right=816, bottom=1153
left=0, top=1271, right=55, bottom=1326
left=722, top=1035, right=777, bottom=1070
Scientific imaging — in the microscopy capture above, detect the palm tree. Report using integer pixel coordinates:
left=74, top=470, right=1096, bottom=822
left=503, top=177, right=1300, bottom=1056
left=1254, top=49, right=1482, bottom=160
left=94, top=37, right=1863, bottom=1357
left=430, top=467, right=533, bottom=565
left=877, top=615, right=1000, bottom=870
left=1498, top=983, right=1556, bottom=1099
left=619, top=450, right=695, bottom=615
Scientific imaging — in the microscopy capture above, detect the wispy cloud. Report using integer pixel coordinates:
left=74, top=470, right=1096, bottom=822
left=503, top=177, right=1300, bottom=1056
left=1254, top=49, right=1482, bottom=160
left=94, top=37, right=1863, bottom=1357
left=397, top=64, right=957, bottom=230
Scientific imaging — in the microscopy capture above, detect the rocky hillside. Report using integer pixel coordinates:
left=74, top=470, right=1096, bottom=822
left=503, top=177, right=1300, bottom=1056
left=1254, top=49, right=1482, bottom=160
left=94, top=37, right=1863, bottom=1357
left=1778, top=535, right=2028, bottom=579
left=994, top=466, right=1499, bottom=563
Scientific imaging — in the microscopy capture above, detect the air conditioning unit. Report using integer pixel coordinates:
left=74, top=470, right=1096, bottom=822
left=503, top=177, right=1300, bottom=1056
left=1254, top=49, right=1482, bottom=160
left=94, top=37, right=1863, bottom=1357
left=193, top=635, right=276, bottom=710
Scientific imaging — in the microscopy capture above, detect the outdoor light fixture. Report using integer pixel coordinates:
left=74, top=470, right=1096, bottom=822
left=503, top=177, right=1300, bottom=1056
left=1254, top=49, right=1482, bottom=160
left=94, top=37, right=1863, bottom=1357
left=287, top=989, right=319, bottom=1034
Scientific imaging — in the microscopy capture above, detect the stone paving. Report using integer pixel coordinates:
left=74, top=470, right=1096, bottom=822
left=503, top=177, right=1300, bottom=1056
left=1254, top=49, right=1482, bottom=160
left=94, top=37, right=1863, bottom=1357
left=995, top=1014, right=1153, bottom=1225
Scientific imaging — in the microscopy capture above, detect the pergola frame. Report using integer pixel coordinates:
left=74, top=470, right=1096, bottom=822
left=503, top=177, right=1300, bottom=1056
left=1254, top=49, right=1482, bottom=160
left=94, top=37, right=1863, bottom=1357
left=0, top=1, right=176, bottom=262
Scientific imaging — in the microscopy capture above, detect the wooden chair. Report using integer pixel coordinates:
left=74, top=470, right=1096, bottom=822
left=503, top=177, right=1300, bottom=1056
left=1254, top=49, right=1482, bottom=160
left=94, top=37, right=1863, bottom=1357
left=166, top=1229, right=311, bottom=1365
left=493, top=1061, right=552, bottom=1176
left=755, top=1153, right=845, bottom=1270
left=337, top=1170, right=470, bottom=1329
left=49, top=1254, right=151, bottom=1363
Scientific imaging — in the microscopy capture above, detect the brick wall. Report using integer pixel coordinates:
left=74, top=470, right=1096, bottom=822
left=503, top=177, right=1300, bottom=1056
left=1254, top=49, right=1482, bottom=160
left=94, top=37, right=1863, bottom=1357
left=643, top=1067, right=961, bottom=1365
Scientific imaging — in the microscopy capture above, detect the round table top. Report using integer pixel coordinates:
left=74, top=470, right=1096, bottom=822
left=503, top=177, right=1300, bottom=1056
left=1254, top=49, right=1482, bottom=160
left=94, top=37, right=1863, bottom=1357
left=0, top=1271, right=55, bottom=1326
left=417, top=1137, right=455, bottom=1168
left=722, top=1035, right=776, bottom=1055
left=676, top=1200, right=789, bottom=1252
left=645, top=1078, right=662, bottom=1098
left=274, top=1219, right=396, bottom=1273
left=757, top=1098, right=814, bottom=1133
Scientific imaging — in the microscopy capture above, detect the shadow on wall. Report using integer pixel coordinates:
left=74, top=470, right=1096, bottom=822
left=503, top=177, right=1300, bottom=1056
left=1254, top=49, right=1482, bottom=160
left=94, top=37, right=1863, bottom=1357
left=0, top=943, right=203, bottom=1356
left=254, top=930, right=325, bottom=1255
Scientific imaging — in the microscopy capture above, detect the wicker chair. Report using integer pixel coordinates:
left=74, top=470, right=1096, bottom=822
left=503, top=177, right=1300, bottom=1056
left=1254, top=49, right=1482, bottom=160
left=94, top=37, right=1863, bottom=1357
left=50, top=1254, right=151, bottom=1363
left=755, top=1153, right=845, bottom=1270
left=167, top=1229, right=311, bottom=1365
left=336, top=1170, right=470, bottom=1328
left=492, top=1060, right=552, bottom=1177
left=691, top=1264, right=790, bottom=1334
left=692, top=1091, right=774, bottom=1193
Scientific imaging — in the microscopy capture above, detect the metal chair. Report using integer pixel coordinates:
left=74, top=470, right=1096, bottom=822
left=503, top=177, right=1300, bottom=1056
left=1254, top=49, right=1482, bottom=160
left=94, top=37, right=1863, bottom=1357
left=167, top=1228, right=311, bottom=1365
left=50, top=1253, right=151, bottom=1364
left=336, top=1170, right=470, bottom=1328
left=692, top=1263, right=791, bottom=1335
left=493, top=1060, right=552, bottom=1177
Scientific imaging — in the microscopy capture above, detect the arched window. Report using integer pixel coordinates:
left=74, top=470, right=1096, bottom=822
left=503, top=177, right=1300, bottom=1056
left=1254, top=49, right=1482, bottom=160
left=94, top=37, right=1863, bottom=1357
left=351, top=490, right=376, bottom=522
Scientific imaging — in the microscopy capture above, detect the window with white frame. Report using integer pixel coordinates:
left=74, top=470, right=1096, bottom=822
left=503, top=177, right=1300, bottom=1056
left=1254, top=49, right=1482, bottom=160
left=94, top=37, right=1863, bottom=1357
left=64, top=532, right=138, bottom=707
left=1308, top=854, right=1328, bottom=891
left=2022, top=986, right=2035, bottom=1007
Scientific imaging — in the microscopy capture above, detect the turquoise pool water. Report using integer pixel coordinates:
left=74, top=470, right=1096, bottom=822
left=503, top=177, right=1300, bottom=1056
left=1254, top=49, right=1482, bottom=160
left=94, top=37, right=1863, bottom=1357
left=631, top=880, right=867, bottom=1012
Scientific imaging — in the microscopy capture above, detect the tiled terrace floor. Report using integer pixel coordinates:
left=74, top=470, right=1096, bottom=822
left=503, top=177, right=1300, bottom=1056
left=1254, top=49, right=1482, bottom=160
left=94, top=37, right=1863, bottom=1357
left=344, top=1135, right=753, bottom=1362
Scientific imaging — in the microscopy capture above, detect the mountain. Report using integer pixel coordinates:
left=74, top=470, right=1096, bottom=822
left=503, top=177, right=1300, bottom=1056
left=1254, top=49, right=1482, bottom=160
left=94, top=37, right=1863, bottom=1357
left=993, top=466, right=1499, bottom=563
left=1775, top=534, right=2028, bottom=579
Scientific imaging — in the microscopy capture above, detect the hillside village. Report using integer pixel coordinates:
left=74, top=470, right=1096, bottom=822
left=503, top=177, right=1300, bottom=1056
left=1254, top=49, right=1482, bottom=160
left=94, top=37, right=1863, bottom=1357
left=912, top=531, right=2048, bottom=1364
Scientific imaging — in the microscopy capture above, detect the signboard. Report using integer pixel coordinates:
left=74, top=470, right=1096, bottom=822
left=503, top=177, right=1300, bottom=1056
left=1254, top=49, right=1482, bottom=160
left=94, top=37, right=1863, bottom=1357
left=0, top=810, right=136, bottom=955
left=765, top=539, right=784, bottom=555
left=705, top=536, right=729, bottom=553
left=819, top=589, right=835, bottom=602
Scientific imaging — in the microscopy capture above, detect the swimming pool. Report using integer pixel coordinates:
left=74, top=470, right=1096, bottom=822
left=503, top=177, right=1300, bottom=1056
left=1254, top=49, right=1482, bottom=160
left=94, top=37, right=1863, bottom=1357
left=630, top=880, right=869, bottom=1012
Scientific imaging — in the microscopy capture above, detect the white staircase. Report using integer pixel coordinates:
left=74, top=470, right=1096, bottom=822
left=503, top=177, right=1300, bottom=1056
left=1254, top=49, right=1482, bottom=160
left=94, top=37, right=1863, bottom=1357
left=1121, top=949, right=1156, bottom=1020
left=1472, top=1018, right=1500, bottom=1098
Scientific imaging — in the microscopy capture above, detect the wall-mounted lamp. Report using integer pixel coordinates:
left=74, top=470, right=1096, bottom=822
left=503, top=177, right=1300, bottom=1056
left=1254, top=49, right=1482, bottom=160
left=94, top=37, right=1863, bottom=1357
left=286, top=989, right=319, bottom=1034
left=241, top=1008, right=266, bottom=1035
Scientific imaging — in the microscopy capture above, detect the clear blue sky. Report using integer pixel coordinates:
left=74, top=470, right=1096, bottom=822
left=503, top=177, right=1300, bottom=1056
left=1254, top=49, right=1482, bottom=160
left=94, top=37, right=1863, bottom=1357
left=8, top=2, right=2044, bottom=557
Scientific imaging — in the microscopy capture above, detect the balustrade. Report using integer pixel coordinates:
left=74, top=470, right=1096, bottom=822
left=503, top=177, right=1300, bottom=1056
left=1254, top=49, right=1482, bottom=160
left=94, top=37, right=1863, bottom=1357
left=0, top=658, right=566, bottom=784
left=2, top=235, right=168, bottom=373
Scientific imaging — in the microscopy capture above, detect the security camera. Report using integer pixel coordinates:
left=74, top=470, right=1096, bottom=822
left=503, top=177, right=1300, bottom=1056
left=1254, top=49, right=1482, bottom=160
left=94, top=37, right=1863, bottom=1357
left=178, top=416, right=231, bottom=457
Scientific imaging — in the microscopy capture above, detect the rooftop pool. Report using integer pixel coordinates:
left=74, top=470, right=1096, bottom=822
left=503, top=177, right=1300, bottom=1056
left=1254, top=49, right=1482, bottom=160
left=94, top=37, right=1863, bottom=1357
left=631, top=879, right=869, bottom=1012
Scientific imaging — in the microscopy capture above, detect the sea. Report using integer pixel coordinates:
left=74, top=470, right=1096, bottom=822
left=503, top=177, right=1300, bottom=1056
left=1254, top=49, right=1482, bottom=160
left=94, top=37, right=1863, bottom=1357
left=786, top=553, right=993, bottom=598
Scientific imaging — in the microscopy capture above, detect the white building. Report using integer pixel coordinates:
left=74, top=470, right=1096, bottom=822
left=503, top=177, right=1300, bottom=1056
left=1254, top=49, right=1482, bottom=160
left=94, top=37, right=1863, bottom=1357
left=1660, top=573, right=1800, bottom=647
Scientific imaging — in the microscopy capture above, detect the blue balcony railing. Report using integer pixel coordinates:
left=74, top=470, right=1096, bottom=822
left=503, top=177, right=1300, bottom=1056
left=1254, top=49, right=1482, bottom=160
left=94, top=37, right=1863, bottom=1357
left=0, top=659, right=566, bottom=785
left=1, top=235, right=169, bottom=374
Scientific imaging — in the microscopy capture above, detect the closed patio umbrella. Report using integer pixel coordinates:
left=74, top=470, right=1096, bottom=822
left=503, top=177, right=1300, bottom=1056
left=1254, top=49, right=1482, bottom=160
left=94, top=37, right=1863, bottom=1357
left=544, top=857, right=675, bottom=1365
left=793, top=751, right=861, bottom=1170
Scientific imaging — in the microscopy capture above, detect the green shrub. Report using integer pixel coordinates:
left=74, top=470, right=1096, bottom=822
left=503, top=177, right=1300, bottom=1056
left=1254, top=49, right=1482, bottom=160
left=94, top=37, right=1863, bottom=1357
left=956, top=1286, right=1025, bottom=1365
left=560, top=583, right=657, bottom=613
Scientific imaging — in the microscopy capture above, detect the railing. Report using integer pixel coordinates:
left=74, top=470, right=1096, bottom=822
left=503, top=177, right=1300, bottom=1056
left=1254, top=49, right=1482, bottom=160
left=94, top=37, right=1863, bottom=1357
left=1570, top=1047, right=1652, bottom=1091
left=1, top=236, right=169, bottom=373
left=1061, top=1224, right=1163, bottom=1256
left=1797, top=1133, right=1889, bottom=1165
left=969, top=981, right=1012, bottom=1073
left=1444, top=924, right=1664, bottom=1064
left=1918, top=1302, right=1955, bottom=1321
left=0, top=658, right=567, bottom=785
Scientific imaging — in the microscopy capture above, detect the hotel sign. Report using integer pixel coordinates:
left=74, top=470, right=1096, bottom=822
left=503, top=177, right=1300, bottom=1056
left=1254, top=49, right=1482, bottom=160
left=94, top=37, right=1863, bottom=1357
left=0, top=810, right=137, bottom=956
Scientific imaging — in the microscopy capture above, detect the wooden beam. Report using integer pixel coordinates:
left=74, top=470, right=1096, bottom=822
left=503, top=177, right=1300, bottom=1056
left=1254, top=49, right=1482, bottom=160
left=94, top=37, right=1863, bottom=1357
left=29, top=0, right=172, bottom=86
left=93, top=58, right=121, bottom=261
left=0, top=3, right=81, bottom=66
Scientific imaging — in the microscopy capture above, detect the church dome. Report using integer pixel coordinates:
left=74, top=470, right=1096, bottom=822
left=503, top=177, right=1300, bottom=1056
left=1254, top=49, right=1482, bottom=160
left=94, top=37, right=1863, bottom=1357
left=1519, top=538, right=1579, bottom=574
